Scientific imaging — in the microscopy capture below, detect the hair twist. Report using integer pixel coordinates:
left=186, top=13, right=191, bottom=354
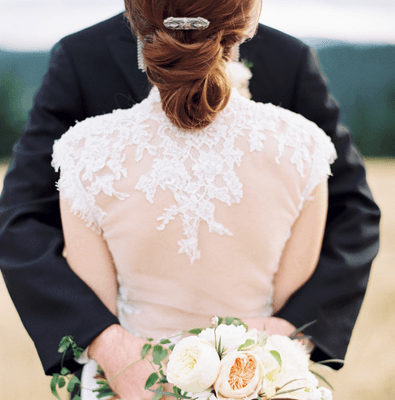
left=125, top=0, right=257, bottom=130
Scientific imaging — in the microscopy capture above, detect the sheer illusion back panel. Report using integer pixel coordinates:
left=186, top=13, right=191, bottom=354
left=53, top=88, right=336, bottom=340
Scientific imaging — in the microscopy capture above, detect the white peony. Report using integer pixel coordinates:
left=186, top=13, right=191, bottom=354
left=167, top=336, right=221, bottom=392
left=184, top=390, right=218, bottom=400
left=214, top=351, right=265, bottom=400
left=250, top=345, right=282, bottom=377
left=198, top=324, right=258, bottom=355
left=267, top=334, right=310, bottom=371
left=262, top=335, right=331, bottom=400
left=319, top=387, right=333, bottom=400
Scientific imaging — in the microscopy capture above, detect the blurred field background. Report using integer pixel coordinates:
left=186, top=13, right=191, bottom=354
left=0, top=17, right=395, bottom=400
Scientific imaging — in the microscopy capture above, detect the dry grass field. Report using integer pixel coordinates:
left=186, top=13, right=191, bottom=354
left=0, top=158, right=394, bottom=400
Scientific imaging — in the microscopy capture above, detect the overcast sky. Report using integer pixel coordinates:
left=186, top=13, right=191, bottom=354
left=0, top=0, right=394, bottom=51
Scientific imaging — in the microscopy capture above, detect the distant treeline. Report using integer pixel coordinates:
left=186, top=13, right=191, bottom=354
left=0, top=42, right=394, bottom=158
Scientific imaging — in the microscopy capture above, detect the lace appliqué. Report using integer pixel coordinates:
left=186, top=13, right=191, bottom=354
left=52, top=97, right=155, bottom=232
left=135, top=94, right=246, bottom=263
left=53, top=88, right=336, bottom=264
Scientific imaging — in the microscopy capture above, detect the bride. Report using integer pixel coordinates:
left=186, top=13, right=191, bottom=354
left=52, top=0, right=336, bottom=398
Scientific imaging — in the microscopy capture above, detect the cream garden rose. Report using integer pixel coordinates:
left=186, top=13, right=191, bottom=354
left=167, top=336, right=221, bottom=392
left=214, top=351, right=265, bottom=400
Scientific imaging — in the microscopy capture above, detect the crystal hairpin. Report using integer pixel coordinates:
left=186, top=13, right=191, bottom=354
left=137, top=37, right=146, bottom=72
left=163, top=17, right=210, bottom=31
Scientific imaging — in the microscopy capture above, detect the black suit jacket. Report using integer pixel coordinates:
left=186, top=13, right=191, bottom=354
left=0, top=13, right=380, bottom=374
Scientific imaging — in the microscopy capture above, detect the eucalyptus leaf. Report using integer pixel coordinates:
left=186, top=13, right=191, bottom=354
left=151, top=384, right=164, bottom=400
left=169, top=344, right=176, bottom=351
left=269, top=350, right=282, bottom=368
left=232, top=318, right=243, bottom=326
left=58, top=344, right=68, bottom=354
left=173, top=386, right=182, bottom=395
left=93, top=380, right=116, bottom=398
left=60, top=336, right=71, bottom=345
left=72, top=396, right=81, bottom=400
left=257, top=333, right=267, bottom=347
left=97, top=392, right=115, bottom=399
left=72, top=347, right=83, bottom=358
left=50, top=374, right=62, bottom=400
left=147, top=387, right=192, bottom=399
left=238, top=339, right=255, bottom=351
left=147, top=337, right=154, bottom=342
left=67, top=375, right=81, bottom=394
left=217, top=335, right=222, bottom=353
left=217, top=317, right=224, bottom=325
left=188, top=328, right=202, bottom=335
left=58, top=377, right=66, bottom=389
left=160, top=338, right=171, bottom=345
left=153, top=345, right=169, bottom=365
left=145, top=373, right=159, bottom=389
left=58, top=336, right=71, bottom=353
left=217, top=335, right=226, bottom=359
left=60, top=367, right=70, bottom=376
left=225, top=317, right=234, bottom=325
left=94, top=386, right=115, bottom=397
left=141, top=343, right=152, bottom=359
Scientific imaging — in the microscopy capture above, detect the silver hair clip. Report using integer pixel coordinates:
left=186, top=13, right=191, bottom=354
left=163, top=17, right=210, bottom=31
left=137, top=37, right=146, bottom=72
left=232, top=44, right=240, bottom=63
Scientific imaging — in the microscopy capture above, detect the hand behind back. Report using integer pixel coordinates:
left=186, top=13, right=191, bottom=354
left=88, top=324, right=172, bottom=400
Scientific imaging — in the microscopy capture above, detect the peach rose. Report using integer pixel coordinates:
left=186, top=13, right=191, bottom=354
left=214, top=351, right=264, bottom=400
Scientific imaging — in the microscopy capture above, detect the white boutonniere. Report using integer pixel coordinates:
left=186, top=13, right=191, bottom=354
left=227, top=61, right=253, bottom=99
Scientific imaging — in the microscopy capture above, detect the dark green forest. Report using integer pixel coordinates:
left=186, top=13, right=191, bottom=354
left=0, top=42, right=394, bottom=159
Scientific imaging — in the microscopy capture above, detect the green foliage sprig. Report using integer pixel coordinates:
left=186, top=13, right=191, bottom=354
left=51, top=335, right=84, bottom=400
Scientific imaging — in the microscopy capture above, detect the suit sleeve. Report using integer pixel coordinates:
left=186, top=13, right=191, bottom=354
left=0, top=41, right=119, bottom=375
left=276, top=45, right=381, bottom=361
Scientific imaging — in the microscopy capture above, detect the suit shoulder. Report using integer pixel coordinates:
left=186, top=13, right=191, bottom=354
left=57, top=13, right=132, bottom=50
left=254, top=24, right=308, bottom=56
left=256, top=24, right=305, bottom=46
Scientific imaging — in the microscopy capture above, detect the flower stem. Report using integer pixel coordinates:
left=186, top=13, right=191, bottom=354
left=106, top=358, right=143, bottom=384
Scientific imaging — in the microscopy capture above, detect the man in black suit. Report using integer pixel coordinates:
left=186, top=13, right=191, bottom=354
left=0, top=12, right=379, bottom=397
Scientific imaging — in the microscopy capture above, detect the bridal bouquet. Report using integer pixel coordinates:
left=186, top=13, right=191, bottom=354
left=162, top=317, right=332, bottom=400
left=52, top=317, right=335, bottom=400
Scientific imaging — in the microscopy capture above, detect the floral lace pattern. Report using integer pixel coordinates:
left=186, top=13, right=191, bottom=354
left=52, top=87, right=336, bottom=264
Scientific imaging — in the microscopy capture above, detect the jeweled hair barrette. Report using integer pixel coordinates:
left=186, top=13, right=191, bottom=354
left=137, top=37, right=146, bottom=72
left=163, top=17, right=210, bottom=31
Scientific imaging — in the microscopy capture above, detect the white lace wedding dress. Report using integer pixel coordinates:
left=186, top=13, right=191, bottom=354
left=52, top=85, right=336, bottom=398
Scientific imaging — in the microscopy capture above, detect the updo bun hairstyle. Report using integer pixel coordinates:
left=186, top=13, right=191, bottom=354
left=124, top=0, right=257, bottom=130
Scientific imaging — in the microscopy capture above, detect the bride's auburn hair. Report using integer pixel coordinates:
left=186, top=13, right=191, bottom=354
left=124, top=0, right=257, bottom=130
